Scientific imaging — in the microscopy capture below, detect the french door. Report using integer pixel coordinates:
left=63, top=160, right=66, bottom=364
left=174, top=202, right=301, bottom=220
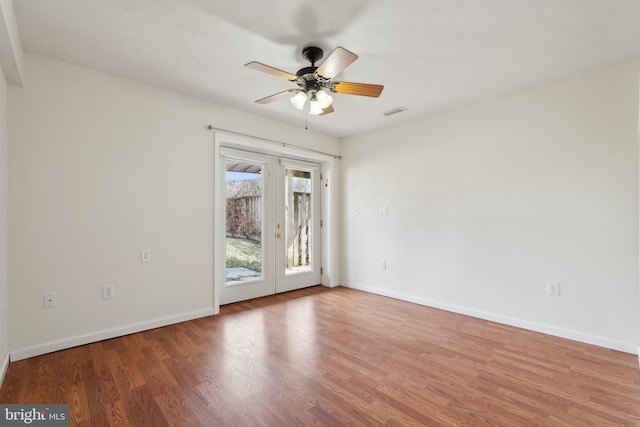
left=219, top=147, right=321, bottom=304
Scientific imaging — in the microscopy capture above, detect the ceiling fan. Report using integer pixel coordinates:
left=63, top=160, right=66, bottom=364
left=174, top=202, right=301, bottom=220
left=245, top=46, right=384, bottom=116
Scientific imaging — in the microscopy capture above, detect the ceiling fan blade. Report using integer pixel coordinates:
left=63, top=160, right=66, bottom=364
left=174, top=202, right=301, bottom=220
left=332, top=81, right=384, bottom=97
left=245, top=62, right=298, bottom=81
left=255, top=89, right=296, bottom=104
left=320, top=105, right=334, bottom=116
left=315, top=47, right=358, bottom=80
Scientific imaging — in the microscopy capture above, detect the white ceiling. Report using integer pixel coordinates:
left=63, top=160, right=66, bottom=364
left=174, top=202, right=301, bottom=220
left=12, top=0, right=640, bottom=138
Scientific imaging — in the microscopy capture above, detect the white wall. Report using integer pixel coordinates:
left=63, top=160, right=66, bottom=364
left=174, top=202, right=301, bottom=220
left=341, top=58, right=640, bottom=353
left=0, top=66, right=8, bottom=375
left=8, top=53, right=339, bottom=359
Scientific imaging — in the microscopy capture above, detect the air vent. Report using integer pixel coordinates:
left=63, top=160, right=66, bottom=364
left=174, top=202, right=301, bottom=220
left=383, top=107, right=407, bottom=116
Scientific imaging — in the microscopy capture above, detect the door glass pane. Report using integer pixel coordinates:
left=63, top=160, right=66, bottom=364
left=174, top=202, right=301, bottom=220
left=284, top=168, right=312, bottom=274
left=225, top=160, right=263, bottom=283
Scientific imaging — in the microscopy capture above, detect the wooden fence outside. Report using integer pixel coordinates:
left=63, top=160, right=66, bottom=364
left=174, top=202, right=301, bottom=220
left=226, top=195, right=261, bottom=241
left=286, top=192, right=311, bottom=269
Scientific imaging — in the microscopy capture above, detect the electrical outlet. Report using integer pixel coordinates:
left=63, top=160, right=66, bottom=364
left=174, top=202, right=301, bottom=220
left=44, top=292, right=56, bottom=308
left=380, top=260, right=386, bottom=270
left=379, top=207, right=388, bottom=216
left=354, top=207, right=359, bottom=216
left=141, top=249, right=151, bottom=263
left=546, top=281, right=560, bottom=296
left=102, top=284, right=115, bottom=300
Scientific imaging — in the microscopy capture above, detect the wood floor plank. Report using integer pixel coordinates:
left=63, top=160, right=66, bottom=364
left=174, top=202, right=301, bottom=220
left=2, top=285, right=640, bottom=426
left=105, top=400, right=132, bottom=427
left=124, top=384, right=169, bottom=427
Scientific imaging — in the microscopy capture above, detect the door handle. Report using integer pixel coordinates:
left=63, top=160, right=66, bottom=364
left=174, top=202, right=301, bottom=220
left=276, top=233, right=283, bottom=238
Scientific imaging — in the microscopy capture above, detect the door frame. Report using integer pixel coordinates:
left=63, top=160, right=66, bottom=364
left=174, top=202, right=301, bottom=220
left=213, top=131, right=340, bottom=314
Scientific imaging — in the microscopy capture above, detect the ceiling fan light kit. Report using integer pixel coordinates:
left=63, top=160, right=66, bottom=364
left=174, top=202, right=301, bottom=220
left=315, top=90, right=333, bottom=108
left=290, top=91, right=307, bottom=110
left=246, top=46, right=384, bottom=116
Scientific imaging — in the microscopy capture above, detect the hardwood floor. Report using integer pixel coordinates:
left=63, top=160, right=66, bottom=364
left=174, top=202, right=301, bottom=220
left=1, top=286, right=639, bottom=426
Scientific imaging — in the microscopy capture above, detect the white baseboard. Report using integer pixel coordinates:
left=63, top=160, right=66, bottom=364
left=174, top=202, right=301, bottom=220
left=0, top=351, right=9, bottom=389
left=321, top=277, right=341, bottom=288
left=9, top=308, right=215, bottom=362
left=343, top=282, right=637, bottom=355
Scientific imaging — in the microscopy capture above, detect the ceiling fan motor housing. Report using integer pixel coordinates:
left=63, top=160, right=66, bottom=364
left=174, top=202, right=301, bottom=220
left=296, top=66, right=317, bottom=77
left=296, top=47, right=324, bottom=94
left=296, top=70, right=332, bottom=95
